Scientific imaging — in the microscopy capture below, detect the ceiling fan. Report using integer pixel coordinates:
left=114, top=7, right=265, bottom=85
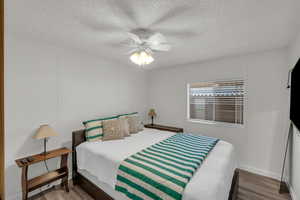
left=125, top=29, right=171, bottom=66
left=78, top=0, right=218, bottom=66
left=127, top=30, right=171, bottom=54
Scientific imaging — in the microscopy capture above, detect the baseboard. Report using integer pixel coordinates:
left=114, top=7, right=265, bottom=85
left=287, top=181, right=298, bottom=200
left=239, top=165, right=281, bottom=180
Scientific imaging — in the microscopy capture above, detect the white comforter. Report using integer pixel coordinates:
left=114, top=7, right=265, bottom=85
left=77, top=128, right=237, bottom=200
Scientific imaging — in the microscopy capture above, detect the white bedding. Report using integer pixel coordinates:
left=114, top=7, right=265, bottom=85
left=77, top=128, right=237, bottom=200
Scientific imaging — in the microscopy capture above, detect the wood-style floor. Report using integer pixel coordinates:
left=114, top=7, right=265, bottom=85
left=30, top=169, right=292, bottom=200
left=238, top=169, right=291, bottom=200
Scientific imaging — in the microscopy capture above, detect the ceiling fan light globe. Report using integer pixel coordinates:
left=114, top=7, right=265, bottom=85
left=130, top=52, right=140, bottom=64
left=146, top=55, right=154, bottom=64
left=140, top=51, right=147, bottom=60
left=130, top=51, right=154, bottom=66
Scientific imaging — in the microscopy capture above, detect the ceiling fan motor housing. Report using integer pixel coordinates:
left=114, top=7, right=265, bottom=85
left=131, top=28, right=154, bottom=40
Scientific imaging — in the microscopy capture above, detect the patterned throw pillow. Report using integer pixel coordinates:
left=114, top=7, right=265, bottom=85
left=127, top=115, right=140, bottom=134
left=138, top=118, right=144, bottom=131
left=119, top=117, right=130, bottom=137
left=131, top=114, right=144, bottom=132
left=102, top=119, right=124, bottom=141
left=119, top=112, right=144, bottom=134
left=83, top=115, right=119, bottom=142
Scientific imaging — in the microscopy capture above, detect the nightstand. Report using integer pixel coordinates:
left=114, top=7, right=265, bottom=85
left=15, top=147, right=72, bottom=200
left=144, top=124, right=184, bottom=133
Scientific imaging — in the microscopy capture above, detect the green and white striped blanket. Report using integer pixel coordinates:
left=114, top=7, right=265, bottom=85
left=115, top=133, right=219, bottom=200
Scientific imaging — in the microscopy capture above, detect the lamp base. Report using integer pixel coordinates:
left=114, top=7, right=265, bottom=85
left=40, top=138, right=49, bottom=156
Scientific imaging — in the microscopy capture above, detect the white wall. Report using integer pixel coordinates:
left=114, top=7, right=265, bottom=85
left=148, top=49, right=290, bottom=179
left=288, top=30, right=300, bottom=200
left=4, top=34, right=149, bottom=200
left=5, top=34, right=294, bottom=200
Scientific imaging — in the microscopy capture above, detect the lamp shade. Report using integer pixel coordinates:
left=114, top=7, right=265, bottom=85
left=148, top=109, right=157, bottom=117
left=34, top=125, right=58, bottom=139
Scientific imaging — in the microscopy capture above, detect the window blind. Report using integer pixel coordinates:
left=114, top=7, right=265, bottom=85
left=188, top=80, right=244, bottom=124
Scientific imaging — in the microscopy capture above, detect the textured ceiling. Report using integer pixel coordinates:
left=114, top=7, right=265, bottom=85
left=6, top=0, right=299, bottom=69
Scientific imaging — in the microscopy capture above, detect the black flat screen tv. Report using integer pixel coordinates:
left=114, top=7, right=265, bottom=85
left=290, top=58, right=300, bottom=130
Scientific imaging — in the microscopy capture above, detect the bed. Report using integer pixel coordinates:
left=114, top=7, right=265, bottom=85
left=72, top=128, right=239, bottom=200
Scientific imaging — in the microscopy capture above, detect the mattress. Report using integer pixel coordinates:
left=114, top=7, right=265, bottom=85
left=77, top=128, right=237, bottom=200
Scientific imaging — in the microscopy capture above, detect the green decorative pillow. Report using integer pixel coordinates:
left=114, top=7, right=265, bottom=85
left=118, top=112, right=138, bottom=117
left=83, top=115, right=119, bottom=142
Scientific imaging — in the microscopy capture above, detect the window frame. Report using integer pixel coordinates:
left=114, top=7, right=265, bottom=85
left=186, top=79, right=246, bottom=128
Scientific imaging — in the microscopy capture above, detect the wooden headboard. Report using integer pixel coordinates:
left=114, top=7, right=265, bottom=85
left=72, top=129, right=86, bottom=181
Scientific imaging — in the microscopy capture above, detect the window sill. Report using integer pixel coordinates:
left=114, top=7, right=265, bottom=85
left=187, top=119, right=244, bottom=128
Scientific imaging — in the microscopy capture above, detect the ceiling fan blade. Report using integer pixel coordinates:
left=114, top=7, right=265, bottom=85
left=149, top=4, right=192, bottom=27
left=152, top=27, right=200, bottom=38
left=78, top=0, right=139, bottom=34
left=128, top=48, right=139, bottom=55
left=147, top=33, right=167, bottom=44
left=109, top=0, right=140, bottom=28
left=150, top=1, right=219, bottom=30
left=128, top=32, right=142, bottom=44
left=78, top=15, right=124, bottom=32
left=150, top=44, right=172, bottom=52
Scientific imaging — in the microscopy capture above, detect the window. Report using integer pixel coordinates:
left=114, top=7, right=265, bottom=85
left=187, top=80, right=244, bottom=125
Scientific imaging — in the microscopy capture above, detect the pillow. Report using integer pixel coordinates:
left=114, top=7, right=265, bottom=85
left=84, top=121, right=103, bottom=142
left=119, top=117, right=130, bottom=137
left=102, top=119, right=124, bottom=141
left=118, top=112, right=138, bottom=117
left=135, top=115, right=143, bottom=131
left=83, top=115, right=119, bottom=141
left=138, top=120, right=144, bottom=131
left=127, top=115, right=140, bottom=134
left=130, top=114, right=144, bottom=132
left=119, top=112, right=144, bottom=132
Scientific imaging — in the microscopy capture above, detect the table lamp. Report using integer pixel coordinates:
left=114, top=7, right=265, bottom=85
left=148, top=109, right=157, bottom=125
left=34, top=124, right=58, bottom=156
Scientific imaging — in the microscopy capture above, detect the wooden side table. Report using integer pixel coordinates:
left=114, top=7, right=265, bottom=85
left=144, top=124, right=184, bottom=133
left=15, top=147, right=72, bottom=200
